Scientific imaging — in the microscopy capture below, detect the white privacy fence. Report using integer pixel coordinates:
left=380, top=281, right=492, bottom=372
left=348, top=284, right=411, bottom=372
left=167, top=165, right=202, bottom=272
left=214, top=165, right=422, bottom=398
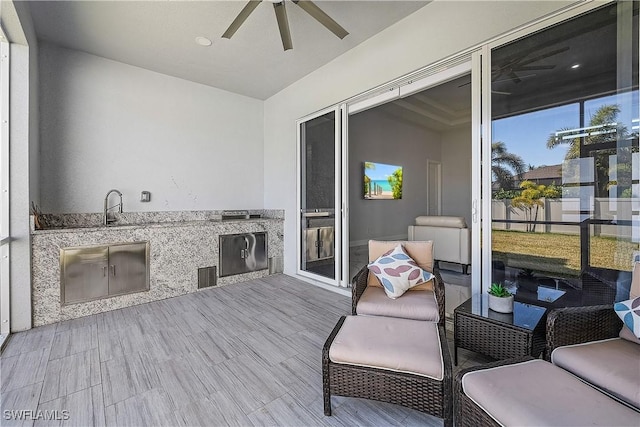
left=491, top=198, right=639, bottom=242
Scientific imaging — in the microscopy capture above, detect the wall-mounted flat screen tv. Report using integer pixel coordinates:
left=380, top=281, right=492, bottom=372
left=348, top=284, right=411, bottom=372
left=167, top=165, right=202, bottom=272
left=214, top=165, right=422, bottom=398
left=363, top=161, right=403, bottom=200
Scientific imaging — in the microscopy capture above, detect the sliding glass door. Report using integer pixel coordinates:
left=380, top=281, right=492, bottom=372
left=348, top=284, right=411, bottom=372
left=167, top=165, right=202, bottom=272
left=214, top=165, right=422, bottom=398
left=297, top=107, right=343, bottom=285
left=486, top=2, right=639, bottom=306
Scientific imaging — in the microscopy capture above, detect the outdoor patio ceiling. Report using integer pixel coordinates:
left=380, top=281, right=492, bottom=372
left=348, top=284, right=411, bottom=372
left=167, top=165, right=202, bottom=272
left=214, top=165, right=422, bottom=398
left=491, top=2, right=637, bottom=120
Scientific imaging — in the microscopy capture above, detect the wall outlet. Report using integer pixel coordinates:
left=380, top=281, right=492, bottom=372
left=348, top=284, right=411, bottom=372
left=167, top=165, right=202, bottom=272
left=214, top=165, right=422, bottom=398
left=140, top=191, right=151, bottom=202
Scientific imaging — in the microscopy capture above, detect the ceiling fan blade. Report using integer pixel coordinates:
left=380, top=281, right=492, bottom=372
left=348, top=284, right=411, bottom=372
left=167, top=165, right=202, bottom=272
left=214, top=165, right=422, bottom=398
left=515, top=65, right=556, bottom=71
left=508, top=71, right=521, bottom=84
left=293, top=0, right=348, bottom=39
left=518, top=46, right=570, bottom=67
left=222, top=0, right=261, bottom=39
left=273, top=2, right=293, bottom=51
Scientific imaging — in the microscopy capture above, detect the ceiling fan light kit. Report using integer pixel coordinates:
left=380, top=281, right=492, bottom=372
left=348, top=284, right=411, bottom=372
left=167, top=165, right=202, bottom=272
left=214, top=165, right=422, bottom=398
left=222, top=0, right=349, bottom=51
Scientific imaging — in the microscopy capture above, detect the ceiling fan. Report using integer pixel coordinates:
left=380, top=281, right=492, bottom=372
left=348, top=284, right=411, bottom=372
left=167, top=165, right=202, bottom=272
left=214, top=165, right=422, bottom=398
left=458, top=46, right=570, bottom=95
left=222, top=0, right=349, bottom=51
left=491, top=46, right=569, bottom=84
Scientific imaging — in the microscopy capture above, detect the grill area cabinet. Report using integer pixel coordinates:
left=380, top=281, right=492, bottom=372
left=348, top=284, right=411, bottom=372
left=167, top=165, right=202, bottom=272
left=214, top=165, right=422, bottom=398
left=61, top=242, right=149, bottom=305
left=304, top=226, right=334, bottom=262
left=219, top=232, right=267, bottom=277
left=60, top=246, right=109, bottom=304
left=105, top=243, right=149, bottom=297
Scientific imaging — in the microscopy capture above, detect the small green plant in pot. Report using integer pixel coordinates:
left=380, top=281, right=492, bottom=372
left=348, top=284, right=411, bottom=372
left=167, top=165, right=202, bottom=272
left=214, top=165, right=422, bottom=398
left=488, top=283, right=514, bottom=313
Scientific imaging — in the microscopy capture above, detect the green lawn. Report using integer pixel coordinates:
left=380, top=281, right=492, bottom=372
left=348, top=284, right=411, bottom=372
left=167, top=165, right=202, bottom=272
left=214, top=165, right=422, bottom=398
left=491, top=230, right=639, bottom=278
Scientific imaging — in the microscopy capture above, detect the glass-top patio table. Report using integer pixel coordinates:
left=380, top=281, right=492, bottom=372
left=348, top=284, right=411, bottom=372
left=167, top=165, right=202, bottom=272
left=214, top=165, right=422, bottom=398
left=453, top=296, right=547, bottom=365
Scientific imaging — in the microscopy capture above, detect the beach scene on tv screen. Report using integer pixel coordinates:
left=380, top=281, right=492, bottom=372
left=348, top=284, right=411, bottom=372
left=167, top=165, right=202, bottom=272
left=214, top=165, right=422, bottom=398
left=363, top=161, right=403, bottom=200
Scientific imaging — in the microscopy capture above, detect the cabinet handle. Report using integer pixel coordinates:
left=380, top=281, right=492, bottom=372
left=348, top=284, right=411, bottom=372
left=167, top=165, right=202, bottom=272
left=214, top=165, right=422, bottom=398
left=110, top=265, right=116, bottom=276
left=102, top=266, right=107, bottom=277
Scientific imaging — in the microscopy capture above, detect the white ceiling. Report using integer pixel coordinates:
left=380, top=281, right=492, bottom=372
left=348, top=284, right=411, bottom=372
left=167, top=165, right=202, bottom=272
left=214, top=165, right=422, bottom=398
left=28, top=0, right=429, bottom=100
left=381, top=74, right=472, bottom=131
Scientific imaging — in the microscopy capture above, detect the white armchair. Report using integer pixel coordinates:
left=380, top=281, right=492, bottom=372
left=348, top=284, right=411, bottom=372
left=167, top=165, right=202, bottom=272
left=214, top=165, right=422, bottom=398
left=408, top=216, right=471, bottom=274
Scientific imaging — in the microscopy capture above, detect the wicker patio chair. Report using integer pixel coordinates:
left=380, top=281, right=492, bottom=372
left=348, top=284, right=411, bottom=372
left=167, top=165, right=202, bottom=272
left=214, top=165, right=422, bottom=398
left=323, top=316, right=453, bottom=426
left=351, top=240, right=445, bottom=326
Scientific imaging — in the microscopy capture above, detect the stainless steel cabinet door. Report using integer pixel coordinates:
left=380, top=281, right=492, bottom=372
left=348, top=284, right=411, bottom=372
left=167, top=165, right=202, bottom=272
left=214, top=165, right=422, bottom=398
left=305, top=228, right=320, bottom=262
left=108, top=242, right=149, bottom=296
left=61, top=246, right=109, bottom=304
left=220, top=233, right=267, bottom=277
left=318, top=226, right=334, bottom=260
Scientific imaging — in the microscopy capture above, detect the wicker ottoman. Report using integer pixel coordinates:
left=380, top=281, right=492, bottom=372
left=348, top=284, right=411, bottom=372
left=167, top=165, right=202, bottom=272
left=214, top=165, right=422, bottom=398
left=322, top=315, right=452, bottom=426
left=455, top=357, right=639, bottom=426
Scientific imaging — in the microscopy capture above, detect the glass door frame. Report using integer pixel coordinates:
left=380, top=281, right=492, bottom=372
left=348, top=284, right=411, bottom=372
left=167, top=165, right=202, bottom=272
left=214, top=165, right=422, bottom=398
left=478, top=0, right=631, bottom=295
left=296, top=105, right=343, bottom=287
left=0, top=37, right=10, bottom=337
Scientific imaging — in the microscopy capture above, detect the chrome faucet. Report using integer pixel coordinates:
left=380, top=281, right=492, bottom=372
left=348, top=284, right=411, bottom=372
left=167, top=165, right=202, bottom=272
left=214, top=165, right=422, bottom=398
left=103, top=189, right=123, bottom=226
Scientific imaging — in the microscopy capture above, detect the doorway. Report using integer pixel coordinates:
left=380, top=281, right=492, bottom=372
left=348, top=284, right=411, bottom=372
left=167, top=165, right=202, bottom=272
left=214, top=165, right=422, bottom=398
left=346, top=63, right=475, bottom=320
left=427, top=160, right=442, bottom=216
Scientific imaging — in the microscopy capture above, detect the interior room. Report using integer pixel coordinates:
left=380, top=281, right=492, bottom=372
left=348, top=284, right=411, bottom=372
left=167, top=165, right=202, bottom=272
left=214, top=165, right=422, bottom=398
left=1, top=1, right=638, bottom=426
left=347, top=75, right=473, bottom=320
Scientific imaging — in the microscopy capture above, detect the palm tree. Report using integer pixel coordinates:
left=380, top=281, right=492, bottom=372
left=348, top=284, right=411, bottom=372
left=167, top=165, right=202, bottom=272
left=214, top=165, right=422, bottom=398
left=546, top=104, right=636, bottom=196
left=546, top=104, right=625, bottom=159
left=512, top=181, right=561, bottom=232
left=363, top=162, right=375, bottom=197
left=492, top=141, right=526, bottom=192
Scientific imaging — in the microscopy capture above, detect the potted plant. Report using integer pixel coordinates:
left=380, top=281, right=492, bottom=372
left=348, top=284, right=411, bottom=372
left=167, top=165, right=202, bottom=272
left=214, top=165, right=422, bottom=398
left=488, top=283, right=514, bottom=313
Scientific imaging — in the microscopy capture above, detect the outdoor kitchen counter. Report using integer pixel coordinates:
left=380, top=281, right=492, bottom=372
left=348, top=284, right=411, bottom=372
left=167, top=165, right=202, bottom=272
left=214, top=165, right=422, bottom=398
left=30, top=210, right=284, bottom=326
left=31, top=217, right=281, bottom=234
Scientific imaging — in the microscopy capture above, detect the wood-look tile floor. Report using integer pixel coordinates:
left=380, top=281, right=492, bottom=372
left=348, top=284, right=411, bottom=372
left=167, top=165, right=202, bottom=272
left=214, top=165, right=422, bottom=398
left=1, top=274, right=487, bottom=427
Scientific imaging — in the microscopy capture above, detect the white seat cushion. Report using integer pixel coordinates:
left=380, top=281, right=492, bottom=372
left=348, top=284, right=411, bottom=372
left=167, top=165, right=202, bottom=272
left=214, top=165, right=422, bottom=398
left=356, top=285, right=439, bottom=321
left=415, top=216, right=467, bottom=228
left=462, top=359, right=639, bottom=426
left=329, top=315, right=443, bottom=380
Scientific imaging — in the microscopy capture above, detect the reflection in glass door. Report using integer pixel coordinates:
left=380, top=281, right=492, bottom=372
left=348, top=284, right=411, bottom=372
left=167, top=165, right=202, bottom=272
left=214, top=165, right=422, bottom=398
left=488, top=2, right=638, bottom=307
left=298, top=108, right=341, bottom=283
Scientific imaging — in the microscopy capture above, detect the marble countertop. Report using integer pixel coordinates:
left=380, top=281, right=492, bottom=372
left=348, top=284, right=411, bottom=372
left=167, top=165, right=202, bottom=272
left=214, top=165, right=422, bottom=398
left=31, top=210, right=284, bottom=235
left=32, top=217, right=283, bottom=235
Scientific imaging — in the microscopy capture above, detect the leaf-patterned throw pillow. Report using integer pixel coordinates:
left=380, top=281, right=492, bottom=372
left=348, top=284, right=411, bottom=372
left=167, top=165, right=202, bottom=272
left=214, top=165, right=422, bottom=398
left=614, top=296, right=640, bottom=339
left=368, top=244, right=434, bottom=299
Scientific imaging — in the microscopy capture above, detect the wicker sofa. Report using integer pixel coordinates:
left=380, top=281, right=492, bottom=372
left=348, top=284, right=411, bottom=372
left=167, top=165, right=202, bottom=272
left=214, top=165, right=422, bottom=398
left=454, top=264, right=640, bottom=425
left=454, top=357, right=638, bottom=426
left=351, top=240, right=445, bottom=326
left=546, top=261, right=640, bottom=411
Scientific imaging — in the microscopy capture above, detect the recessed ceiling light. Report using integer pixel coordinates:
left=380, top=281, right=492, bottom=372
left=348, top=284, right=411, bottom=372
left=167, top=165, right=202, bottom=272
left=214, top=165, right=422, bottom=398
left=195, top=36, right=212, bottom=47
left=571, top=64, right=580, bottom=69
